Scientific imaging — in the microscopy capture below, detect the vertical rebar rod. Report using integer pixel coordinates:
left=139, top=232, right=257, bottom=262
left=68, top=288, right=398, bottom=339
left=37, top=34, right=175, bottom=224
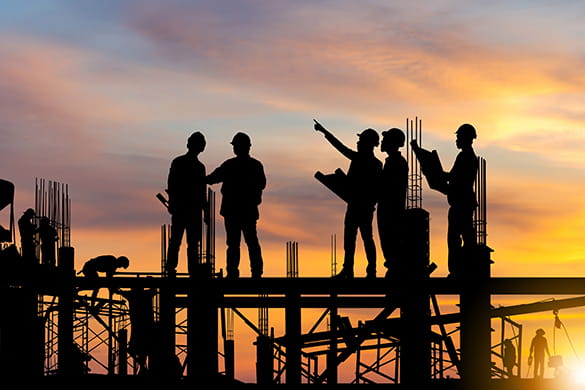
left=406, top=117, right=423, bottom=209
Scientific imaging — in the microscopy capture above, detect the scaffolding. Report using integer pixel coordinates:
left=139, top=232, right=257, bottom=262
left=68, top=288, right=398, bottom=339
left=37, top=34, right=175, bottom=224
left=5, top=142, right=585, bottom=389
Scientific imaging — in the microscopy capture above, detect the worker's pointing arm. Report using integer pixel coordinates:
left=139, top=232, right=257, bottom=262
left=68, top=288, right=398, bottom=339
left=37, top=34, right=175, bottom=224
left=314, top=119, right=353, bottom=159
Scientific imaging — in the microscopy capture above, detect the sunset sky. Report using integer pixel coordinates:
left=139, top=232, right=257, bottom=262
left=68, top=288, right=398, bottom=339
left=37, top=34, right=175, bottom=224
left=2, top=0, right=585, bottom=382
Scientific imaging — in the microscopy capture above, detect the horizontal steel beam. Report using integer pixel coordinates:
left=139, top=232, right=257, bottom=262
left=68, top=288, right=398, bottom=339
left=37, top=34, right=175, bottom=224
left=9, top=273, right=585, bottom=296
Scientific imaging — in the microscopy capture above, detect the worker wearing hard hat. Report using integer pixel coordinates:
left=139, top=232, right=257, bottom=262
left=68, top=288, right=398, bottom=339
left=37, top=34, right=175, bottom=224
left=207, top=132, right=266, bottom=279
left=314, top=119, right=382, bottom=279
left=377, top=128, right=408, bottom=280
left=446, top=124, right=479, bottom=278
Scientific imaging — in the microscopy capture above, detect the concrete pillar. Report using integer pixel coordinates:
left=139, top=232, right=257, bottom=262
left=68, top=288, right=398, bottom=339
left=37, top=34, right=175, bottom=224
left=255, top=335, right=273, bottom=384
left=460, top=245, right=493, bottom=390
left=189, top=273, right=218, bottom=382
left=58, top=246, right=75, bottom=377
left=399, top=208, right=431, bottom=386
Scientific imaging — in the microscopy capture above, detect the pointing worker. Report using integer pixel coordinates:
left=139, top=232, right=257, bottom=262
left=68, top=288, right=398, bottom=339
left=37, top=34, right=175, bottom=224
left=314, top=119, right=382, bottom=279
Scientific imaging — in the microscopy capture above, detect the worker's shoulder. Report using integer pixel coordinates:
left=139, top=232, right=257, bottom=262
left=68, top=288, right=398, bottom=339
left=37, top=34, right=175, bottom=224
left=249, top=156, right=265, bottom=168
left=91, top=254, right=116, bottom=262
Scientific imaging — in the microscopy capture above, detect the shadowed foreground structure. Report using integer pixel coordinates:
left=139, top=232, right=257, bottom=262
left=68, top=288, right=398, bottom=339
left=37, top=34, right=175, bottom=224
left=1, top=122, right=584, bottom=388
left=3, top=248, right=585, bottom=389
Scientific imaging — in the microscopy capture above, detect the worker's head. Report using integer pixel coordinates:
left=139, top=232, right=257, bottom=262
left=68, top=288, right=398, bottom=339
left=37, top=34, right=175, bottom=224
left=381, top=128, right=405, bottom=153
left=23, top=208, right=35, bottom=217
left=231, top=132, right=252, bottom=156
left=356, top=128, right=379, bottom=152
left=187, top=131, right=206, bottom=154
left=536, top=328, right=545, bottom=336
left=117, top=256, right=130, bottom=269
left=455, top=124, right=477, bottom=149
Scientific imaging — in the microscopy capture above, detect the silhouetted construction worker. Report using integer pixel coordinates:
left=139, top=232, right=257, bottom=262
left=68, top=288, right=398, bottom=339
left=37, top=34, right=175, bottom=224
left=38, top=216, right=58, bottom=267
left=529, top=328, right=550, bottom=378
left=80, top=255, right=130, bottom=305
left=503, top=338, right=517, bottom=378
left=18, top=208, right=37, bottom=262
left=166, top=131, right=208, bottom=276
left=207, top=132, right=266, bottom=279
left=314, top=120, right=382, bottom=279
left=445, top=124, right=479, bottom=278
left=377, top=128, right=408, bottom=279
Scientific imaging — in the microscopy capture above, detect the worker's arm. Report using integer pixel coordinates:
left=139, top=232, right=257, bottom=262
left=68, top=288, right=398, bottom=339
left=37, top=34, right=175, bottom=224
left=314, top=119, right=354, bottom=160
left=206, top=164, right=225, bottom=185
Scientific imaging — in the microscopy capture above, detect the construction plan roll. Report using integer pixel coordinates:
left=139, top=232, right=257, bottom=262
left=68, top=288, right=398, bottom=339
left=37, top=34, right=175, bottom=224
left=314, top=168, right=349, bottom=203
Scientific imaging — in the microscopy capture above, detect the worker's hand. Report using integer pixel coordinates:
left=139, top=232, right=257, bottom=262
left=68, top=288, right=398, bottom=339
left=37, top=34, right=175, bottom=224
left=528, top=356, right=533, bottom=366
left=313, top=119, right=326, bottom=133
left=410, top=139, right=419, bottom=150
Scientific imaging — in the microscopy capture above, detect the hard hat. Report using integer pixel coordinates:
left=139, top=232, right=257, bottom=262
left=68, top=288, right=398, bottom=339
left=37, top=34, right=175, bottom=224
left=357, top=128, right=380, bottom=146
left=381, top=128, right=405, bottom=145
left=231, top=132, right=251, bottom=146
left=24, top=208, right=35, bottom=216
left=455, top=124, right=477, bottom=139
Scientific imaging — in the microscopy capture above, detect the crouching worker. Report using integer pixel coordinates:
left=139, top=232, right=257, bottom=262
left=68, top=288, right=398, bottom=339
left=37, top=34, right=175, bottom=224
left=79, top=255, right=130, bottom=307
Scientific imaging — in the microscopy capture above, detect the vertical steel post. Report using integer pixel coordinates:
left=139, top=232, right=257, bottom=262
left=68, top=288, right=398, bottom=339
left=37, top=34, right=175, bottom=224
left=57, top=246, right=75, bottom=377
left=285, top=288, right=301, bottom=384
left=189, top=276, right=218, bottom=382
left=118, top=329, right=128, bottom=375
left=327, top=294, right=338, bottom=384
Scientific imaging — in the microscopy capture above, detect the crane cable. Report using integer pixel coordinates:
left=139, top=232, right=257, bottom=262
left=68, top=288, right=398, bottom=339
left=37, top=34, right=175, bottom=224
left=553, top=309, right=580, bottom=362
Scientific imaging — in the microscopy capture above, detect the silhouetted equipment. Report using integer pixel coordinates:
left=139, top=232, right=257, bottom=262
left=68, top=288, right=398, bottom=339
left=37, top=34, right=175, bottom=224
left=0, top=179, right=15, bottom=243
left=314, top=169, right=349, bottom=203
left=548, top=309, right=578, bottom=378
left=156, top=192, right=169, bottom=209
left=410, top=143, right=448, bottom=195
